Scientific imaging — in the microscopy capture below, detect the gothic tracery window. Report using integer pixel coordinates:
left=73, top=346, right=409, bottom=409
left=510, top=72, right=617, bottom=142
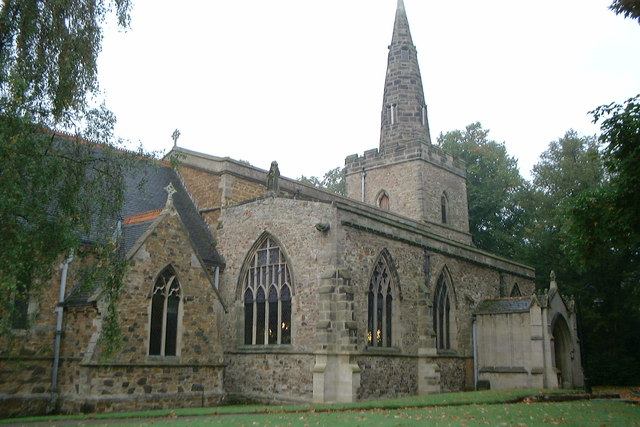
left=434, top=272, right=451, bottom=350
left=367, top=254, right=394, bottom=347
left=149, top=266, right=181, bottom=356
left=243, top=237, right=292, bottom=345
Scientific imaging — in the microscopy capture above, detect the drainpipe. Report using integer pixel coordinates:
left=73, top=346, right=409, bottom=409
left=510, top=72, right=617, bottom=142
left=50, top=250, right=74, bottom=409
left=472, top=315, right=478, bottom=390
left=360, top=169, right=366, bottom=203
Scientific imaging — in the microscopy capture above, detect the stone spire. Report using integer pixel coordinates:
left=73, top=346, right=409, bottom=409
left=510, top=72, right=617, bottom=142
left=379, top=0, right=432, bottom=149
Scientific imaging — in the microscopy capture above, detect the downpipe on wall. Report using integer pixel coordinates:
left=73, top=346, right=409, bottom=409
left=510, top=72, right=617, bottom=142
left=472, top=315, right=478, bottom=390
left=49, top=249, right=74, bottom=412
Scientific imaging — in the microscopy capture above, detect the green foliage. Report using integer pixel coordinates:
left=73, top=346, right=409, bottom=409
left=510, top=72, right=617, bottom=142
left=525, top=130, right=605, bottom=288
left=438, top=123, right=528, bottom=258
left=0, top=1, right=143, bottom=339
left=609, top=0, right=640, bottom=23
left=299, top=166, right=346, bottom=196
left=81, top=239, right=129, bottom=358
left=561, top=95, right=640, bottom=385
left=4, top=392, right=639, bottom=426
left=0, top=0, right=132, bottom=122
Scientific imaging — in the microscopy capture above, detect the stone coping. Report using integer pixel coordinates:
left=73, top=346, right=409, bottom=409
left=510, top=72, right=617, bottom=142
left=79, top=362, right=226, bottom=368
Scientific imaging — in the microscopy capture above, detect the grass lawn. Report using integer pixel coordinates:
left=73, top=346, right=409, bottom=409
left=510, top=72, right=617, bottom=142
left=2, top=390, right=639, bottom=426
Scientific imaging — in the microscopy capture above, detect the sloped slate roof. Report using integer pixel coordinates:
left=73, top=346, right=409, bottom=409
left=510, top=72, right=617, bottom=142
left=475, top=296, right=533, bottom=315
left=64, top=159, right=223, bottom=307
left=120, top=163, right=223, bottom=267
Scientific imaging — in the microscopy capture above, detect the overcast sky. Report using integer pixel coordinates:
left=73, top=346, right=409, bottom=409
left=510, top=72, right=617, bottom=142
left=98, top=0, right=640, bottom=180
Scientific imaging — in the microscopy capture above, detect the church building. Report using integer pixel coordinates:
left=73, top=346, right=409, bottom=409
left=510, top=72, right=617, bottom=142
left=0, top=1, right=583, bottom=417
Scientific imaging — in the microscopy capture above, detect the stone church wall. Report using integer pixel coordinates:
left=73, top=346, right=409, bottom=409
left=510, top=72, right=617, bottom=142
left=0, top=211, right=226, bottom=417
left=223, top=353, right=315, bottom=402
left=356, top=356, right=418, bottom=399
left=216, top=197, right=337, bottom=400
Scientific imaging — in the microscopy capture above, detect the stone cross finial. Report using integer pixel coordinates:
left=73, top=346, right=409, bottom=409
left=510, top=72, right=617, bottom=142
left=267, top=161, right=280, bottom=193
left=171, top=129, right=181, bottom=147
left=164, top=182, right=177, bottom=204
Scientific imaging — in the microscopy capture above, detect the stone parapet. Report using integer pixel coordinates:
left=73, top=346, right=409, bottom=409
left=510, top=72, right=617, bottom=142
left=345, top=142, right=466, bottom=178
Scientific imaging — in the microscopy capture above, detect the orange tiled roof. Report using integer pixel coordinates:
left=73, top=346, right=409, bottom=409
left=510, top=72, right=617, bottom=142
left=123, top=209, right=162, bottom=225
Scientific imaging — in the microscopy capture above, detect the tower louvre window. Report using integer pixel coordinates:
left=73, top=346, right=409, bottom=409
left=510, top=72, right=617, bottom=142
left=243, top=237, right=292, bottom=345
left=441, top=193, right=448, bottom=224
left=386, top=104, right=397, bottom=126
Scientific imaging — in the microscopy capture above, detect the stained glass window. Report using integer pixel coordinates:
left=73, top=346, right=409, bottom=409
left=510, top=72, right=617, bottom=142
left=149, top=267, right=181, bottom=356
left=243, top=238, right=292, bottom=345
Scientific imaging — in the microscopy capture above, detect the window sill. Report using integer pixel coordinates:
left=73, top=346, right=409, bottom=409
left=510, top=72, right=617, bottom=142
left=436, top=349, right=458, bottom=357
left=363, top=346, right=402, bottom=355
left=233, top=345, right=297, bottom=354
left=145, top=355, right=181, bottom=364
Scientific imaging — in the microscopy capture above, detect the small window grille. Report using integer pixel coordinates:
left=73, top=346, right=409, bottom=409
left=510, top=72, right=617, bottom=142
left=11, top=281, right=29, bottom=330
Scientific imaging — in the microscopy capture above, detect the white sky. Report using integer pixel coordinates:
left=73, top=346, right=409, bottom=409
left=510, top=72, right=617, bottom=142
left=98, top=0, right=640, bottom=180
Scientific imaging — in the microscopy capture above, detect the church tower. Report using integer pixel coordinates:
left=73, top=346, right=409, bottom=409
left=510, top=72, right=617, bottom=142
left=345, top=0, right=471, bottom=243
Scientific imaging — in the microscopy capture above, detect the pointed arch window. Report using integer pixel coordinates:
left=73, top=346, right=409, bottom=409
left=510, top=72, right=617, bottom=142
left=434, top=273, right=451, bottom=350
left=510, top=283, right=522, bottom=297
left=441, top=193, right=448, bottom=224
left=149, top=267, right=181, bottom=356
left=243, top=237, right=292, bottom=345
left=367, top=254, right=395, bottom=347
left=378, top=191, right=390, bottom=211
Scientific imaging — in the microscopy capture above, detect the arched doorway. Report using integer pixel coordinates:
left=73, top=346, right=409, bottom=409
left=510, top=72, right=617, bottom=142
left=552, top=315, right=574, bottom=388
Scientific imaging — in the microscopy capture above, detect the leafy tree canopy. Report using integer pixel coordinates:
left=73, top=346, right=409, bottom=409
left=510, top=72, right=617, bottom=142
left=609, top=0, right=640, bottom=23
left=0, top=0, right=143, bottom=335
left=299, top=166, right=346, bottom=196
left=438, top=122, right=528, bottom=258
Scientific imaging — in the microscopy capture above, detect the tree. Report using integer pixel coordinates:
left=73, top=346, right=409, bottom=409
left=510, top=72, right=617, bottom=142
left=525, top=130, right=605, bottom=288
left=438, top=123, right=529, bottom=258
left=610, top=0, right=640, bottom=23
left=299, top=166, right=346, bottom=196
left=559, top=96, right=640, bottom=385
left=0, top=1, right=141, bottom=335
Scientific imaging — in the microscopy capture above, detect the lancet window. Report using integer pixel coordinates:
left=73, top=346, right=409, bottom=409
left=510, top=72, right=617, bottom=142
left=243, top=237, right=292, bottom=345
left=510, top=283, right=522, bottom=297
left=378, top=191, right=390, bottom=211
left=441, top=193, right=448, bottom=224
left=434, top=272, right=452, bottom=350
left=149, top=266, right=181, bottom=356
left=367, top=254, right=394, bottom=347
